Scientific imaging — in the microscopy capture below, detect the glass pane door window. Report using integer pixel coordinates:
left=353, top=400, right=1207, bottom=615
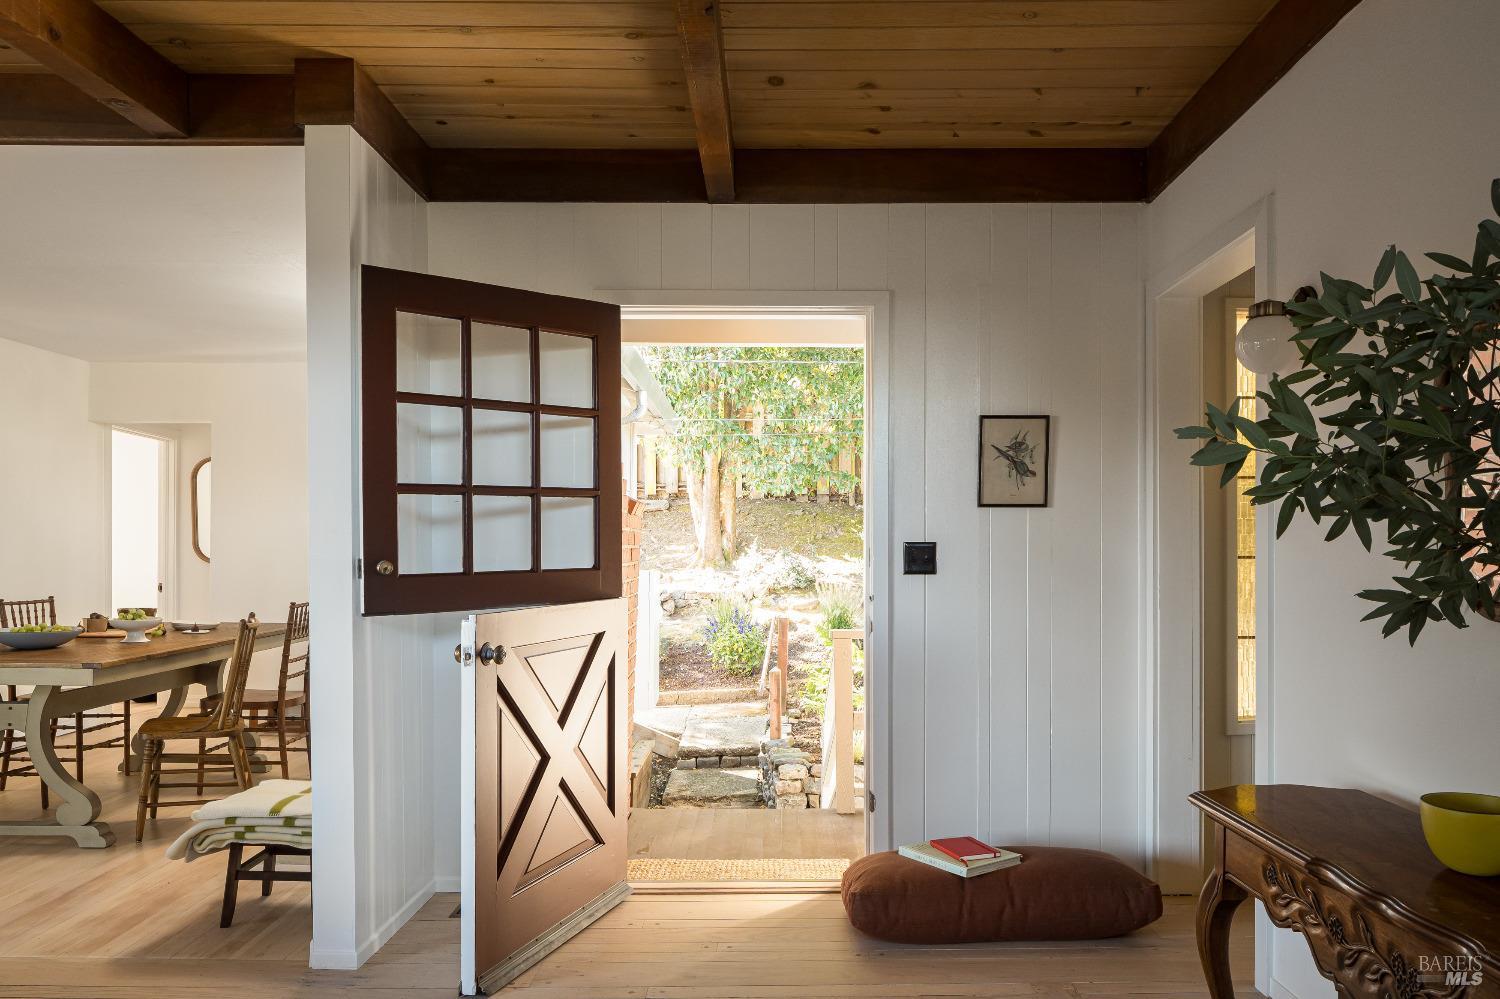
left=361, top=266, right=622, bottom=616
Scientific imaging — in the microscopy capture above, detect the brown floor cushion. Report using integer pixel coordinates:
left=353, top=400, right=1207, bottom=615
left=841, top=846, right=1162, bottom=944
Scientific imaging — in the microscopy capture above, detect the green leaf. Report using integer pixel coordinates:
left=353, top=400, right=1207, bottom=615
left=1427, top=251, right=1472, bottom=273
left=1231, top=416, right=1273, bottom=451
left=1383, top=418, right=1442, bottom=439
left=1174, top=425, right=1217, bottom=439
left=1394, top=250, right=1422, bottom=302
left=1492, top=177, right=1500, bottom=218
left=1190, top=440, right=1251, bottom=467
left=1351, top=511, right=1372, bottom=551
left=1276, top=496, right=1301, bottom=537
left=1373, top=245, right=1396, bottom=290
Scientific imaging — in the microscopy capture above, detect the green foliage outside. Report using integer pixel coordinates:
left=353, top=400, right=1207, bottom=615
left=1178, top=179, right=1500, bottom=644
left=700, top=598, right=766, bottom=675
left=642, top=345, right=865, bottom=497
left=814, top=582, right=861, bottom=644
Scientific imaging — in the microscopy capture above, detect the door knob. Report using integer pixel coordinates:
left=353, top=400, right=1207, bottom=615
left=478, top=643, right=504, bottom=665
left=453, top=644, right=469, bottom=665
left=375, top=560, right=395, bottom=575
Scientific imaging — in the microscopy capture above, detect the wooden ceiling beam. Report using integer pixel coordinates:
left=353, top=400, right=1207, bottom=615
left=0, top=0, right=188, bottom=136
left=1145, top=0, right=1364, bottom=198
left=0, top=72, right=299, bottom=143
left=674, top=0, right=734, bottom=203
left=294, top=57, right=430, bottom=198
left=424, top=148, right=1145, bottom=203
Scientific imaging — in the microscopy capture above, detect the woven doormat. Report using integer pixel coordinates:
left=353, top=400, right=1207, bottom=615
left=627, top=857, right=851, bottom=882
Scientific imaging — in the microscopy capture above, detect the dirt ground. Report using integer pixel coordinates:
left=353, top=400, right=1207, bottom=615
left=642, top=495, right=863, bottom=573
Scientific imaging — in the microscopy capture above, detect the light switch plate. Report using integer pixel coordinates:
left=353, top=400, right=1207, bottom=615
left=903, top=542, right=937, bottom=575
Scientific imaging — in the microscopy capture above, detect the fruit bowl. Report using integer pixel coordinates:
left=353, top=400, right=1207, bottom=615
left=0, top=627, right=83, bottom=651
left=1421, top=792, right=1500, bottom=876
left=109, top=616, right=162, bottom=644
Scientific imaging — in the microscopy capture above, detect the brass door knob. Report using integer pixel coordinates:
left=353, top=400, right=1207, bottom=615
left=375, top=560, right=395, bottom=575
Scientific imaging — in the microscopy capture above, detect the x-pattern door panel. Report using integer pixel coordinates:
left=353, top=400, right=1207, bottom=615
left=475, top=599, right=627, bottom=988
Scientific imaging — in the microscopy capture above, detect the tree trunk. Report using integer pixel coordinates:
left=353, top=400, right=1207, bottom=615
left=686, top=451, right=724, bottom=567
left=719, top=459, right=737, bottom=560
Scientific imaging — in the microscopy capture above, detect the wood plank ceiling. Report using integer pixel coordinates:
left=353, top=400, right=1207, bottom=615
left=0, top=0, right=1363, bottom=201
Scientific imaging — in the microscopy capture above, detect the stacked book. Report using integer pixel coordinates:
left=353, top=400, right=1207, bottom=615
left=898, top=837, right=1022, bottom=878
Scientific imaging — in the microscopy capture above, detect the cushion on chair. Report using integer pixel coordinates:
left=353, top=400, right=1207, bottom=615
left=840, top=846, right=1162, bottom=944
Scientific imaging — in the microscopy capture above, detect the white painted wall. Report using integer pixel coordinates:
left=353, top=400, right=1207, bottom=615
left=91, top=362, right=308, bottom=687
left=0, top=338, right=109, bottom=618
left=304, top=125, right=454, bottom=972
left=1145, top=2, right=1500, bottom=995
left=426, top=201, right=1146, bottom=864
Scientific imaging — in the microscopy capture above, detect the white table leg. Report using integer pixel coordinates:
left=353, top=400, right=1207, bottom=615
left=0, top=685, right=114, bottom=847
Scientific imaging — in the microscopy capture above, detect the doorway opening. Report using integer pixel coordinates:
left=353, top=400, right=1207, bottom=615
left=1198, top=271, right=1256, bottom=811
left=618, top=309, right=871, bottom=886
left=110, top=427, right=171, bottom=617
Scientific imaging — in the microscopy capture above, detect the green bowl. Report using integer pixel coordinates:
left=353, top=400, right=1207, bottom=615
left=1420, top=792, right=1500, bottom=876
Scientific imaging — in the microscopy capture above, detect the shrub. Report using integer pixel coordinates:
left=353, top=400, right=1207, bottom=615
left=815, top=582, right=862, bottom=643
left=701, top=598, right=765, bottom=675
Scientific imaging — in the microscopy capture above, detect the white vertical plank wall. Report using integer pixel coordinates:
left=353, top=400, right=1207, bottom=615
left=428, top=201, right=1148, bottom=866
left=306, top=126, right=445, bottom=969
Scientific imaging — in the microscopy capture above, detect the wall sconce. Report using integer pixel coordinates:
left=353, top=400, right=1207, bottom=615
left=1235, top=286, right=1317, bottom=375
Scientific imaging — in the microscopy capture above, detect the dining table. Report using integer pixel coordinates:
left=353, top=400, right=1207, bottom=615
left=0, top=622, right=286, bottom=848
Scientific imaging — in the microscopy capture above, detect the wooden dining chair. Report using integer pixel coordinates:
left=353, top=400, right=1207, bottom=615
left=0, top=596, right=131, bottom=809
left=200, top=601, right=310, bottom=780
left=135, top=617, right=259, bottom=841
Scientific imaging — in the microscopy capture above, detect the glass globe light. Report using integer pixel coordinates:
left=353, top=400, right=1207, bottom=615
left=1235, top=298, right=1301, bottom=375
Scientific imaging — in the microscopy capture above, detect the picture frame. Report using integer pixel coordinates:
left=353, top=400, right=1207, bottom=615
left=977, top=415, right=1050, bottom=508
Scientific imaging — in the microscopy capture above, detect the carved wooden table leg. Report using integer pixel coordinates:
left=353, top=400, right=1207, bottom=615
left=1198, top=859, right=1248, bottom=998
left=0, top=685, right=114, bottom=847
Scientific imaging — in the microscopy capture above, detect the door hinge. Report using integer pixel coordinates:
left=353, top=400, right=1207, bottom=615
left=356, top=558, right=363, bottom=579
left=867, top=791, right=876, bottom=813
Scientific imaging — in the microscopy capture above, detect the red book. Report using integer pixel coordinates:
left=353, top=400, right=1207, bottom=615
left=929, top=837, right=1000, bottom=863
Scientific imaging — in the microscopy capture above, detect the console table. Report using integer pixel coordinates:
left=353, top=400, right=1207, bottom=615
left=1192, top=785, right=1500, bottom=998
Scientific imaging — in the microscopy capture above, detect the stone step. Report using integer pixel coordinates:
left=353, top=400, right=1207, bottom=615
left=661, top=767, right=763, bottom=808
left=677, top=705, right=769, bottom=761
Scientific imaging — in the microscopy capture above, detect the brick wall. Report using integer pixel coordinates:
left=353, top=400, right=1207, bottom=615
left=622, top=487, right=643, bottom=725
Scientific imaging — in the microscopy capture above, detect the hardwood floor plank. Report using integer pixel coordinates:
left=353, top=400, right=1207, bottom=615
left=0, top=730, right=1247, bottom=998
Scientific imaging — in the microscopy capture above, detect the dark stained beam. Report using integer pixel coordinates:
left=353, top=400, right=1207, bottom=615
left=738, top=149, right=1144, bottom=203
left=295, top=58, right=429, bottom=198
left=1145, top=0, right=1364, bottom=199
left=0, top=72, right=299, bottom=143
left=427, top=149, right=707, bottom=202
left=674, top=0, right=734, bottom=203
left=0, top=0, right=188, bottom=136
left=424, top=148, right=1144, bottom=203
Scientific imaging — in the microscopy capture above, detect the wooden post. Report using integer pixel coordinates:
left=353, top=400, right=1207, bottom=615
left=829, top=629, right=858, bottom=814
left=777, top=617, right=789, bottom=711
left=768, top=667, right=782, bottom=740
left=642, top=437, right=658, bottom=500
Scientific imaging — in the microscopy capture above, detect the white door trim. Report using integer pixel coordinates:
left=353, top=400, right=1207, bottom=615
left=604, top=288, right=893, bottom=855
left=1144, top=195, right=1277, bottom=991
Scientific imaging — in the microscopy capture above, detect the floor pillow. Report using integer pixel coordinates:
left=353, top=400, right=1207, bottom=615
left=841, top=845, right=1162, bottom=944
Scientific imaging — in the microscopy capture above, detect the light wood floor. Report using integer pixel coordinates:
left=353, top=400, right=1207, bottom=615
left=628, top=806, right=866, bottom=861
left=0, top=738, right=1253, bottom=998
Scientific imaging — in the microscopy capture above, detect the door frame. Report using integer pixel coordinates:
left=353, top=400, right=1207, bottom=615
left=1145, top=195, right=1276, bottom=991
left=607, top=288, right=893, bottom=860
left=459, top=288, right=893, bottom=996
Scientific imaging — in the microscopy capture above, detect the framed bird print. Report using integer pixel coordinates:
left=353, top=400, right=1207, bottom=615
left=978, top=415, right=1050, bottom=507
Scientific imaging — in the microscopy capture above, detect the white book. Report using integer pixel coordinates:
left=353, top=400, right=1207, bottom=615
left=897, top=843, right=1022, bottom=878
